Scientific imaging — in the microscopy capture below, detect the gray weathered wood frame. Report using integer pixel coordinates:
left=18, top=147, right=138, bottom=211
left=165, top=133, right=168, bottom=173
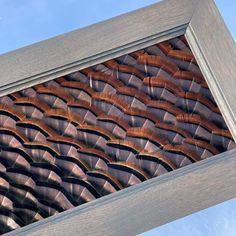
left=2, top=0, right=236, bottom=235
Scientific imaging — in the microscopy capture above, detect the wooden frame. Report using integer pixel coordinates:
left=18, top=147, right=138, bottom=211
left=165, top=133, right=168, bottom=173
left=2, top=0, right=236, bottom=235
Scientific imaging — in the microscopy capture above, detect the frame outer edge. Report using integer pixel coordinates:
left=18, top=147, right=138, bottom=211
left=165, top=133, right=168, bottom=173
left=0, top=0, right=197, bottom=96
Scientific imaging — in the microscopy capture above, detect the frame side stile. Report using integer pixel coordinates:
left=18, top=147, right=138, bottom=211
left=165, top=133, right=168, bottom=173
left=185, top=0, right=236, bottom=140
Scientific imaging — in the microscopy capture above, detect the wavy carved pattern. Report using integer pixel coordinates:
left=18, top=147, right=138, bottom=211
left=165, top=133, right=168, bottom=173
left=0, top=35, right=235, bottom=234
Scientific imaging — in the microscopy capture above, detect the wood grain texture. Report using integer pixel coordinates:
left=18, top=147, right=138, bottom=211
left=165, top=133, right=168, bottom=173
left=0, top=0, right=199, bottom=96
left=6, top=148, right=236, bottom=236
left=186, top=0, right=236, bottom=140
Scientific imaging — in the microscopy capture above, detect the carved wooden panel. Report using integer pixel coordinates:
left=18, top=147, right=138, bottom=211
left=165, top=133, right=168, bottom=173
left=0, top=35, right=234, bottom=234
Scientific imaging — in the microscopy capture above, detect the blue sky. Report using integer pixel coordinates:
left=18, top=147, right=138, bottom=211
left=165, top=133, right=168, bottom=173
left=0, top=0, right=235, bottom=235
left=140, top=198, right=236, bottom=236
left=0, top=0, right=234, bottom=55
